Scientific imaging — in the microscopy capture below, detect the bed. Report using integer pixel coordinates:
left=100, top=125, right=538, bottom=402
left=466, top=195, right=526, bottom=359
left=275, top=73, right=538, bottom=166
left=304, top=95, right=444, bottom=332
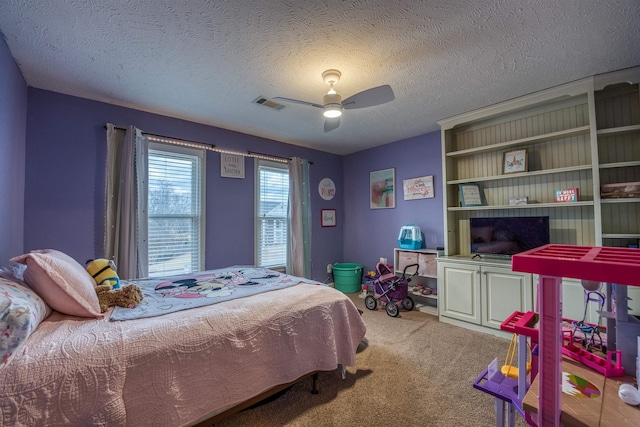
left=0, top=250, right=367, bottom=426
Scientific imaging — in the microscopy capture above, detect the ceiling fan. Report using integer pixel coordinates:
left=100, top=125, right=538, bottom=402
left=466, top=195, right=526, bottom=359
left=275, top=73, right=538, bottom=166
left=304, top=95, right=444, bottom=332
left=273, top=70, right=395, bottom=132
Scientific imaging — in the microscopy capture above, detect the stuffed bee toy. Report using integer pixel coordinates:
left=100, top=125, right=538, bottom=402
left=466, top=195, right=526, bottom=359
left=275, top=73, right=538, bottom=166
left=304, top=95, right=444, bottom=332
left=86, top=259, right=143, bottom=313
left=86, top=258, right=121, bottom=290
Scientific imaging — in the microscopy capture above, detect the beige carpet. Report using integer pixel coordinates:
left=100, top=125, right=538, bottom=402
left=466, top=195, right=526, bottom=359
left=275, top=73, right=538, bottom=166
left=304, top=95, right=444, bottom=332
left=216, top=294, right=530, bottom=427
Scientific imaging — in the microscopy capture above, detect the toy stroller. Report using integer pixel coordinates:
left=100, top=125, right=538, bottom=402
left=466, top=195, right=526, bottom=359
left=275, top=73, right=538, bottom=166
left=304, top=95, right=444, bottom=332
left=364, top=262, right=418, bottom=317
left=571, top=290, right=607, bottom=353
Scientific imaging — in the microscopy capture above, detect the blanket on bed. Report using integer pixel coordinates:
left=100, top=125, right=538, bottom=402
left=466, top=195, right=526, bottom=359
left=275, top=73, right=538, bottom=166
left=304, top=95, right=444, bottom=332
left=111, top=266, right=323, bottom=320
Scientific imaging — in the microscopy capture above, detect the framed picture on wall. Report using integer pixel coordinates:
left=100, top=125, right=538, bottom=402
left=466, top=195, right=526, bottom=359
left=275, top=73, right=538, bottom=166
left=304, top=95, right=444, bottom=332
left=403, top=175, right=434, bottom=200
left=321, top=209, right=336, bottom=227
left=370, top=168, right=395, bottom=209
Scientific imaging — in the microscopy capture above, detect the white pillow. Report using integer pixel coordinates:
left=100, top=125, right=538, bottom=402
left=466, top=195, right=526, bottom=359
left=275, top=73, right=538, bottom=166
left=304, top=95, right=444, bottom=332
left=11, top=249, right=102, bottom=318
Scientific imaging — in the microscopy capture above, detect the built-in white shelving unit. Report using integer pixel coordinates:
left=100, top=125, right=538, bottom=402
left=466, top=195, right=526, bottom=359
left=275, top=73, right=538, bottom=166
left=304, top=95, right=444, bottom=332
left=436, top=66, right=640, bottom=332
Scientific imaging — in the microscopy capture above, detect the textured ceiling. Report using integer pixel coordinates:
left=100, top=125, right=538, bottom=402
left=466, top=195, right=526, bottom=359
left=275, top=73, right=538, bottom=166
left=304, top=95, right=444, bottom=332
left=2, top=1, right=640, bottom=155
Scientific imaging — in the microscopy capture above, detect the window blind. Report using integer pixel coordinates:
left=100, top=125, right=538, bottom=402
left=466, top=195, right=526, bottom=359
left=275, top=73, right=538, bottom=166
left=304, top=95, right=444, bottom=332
left=148, top=146, right=203, bottom=277
left=256, top=161, right=289, bottom=268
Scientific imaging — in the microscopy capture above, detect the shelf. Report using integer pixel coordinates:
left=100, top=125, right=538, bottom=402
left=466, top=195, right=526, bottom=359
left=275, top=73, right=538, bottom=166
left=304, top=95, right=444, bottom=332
left=447, top=164, right=593, bottom=185
left=414, top=302, right=438, bottom=316
left=601, top=197, right=640, bottom=204
left=448, top=201, right=594, bottom=211
left=446, top=126, right=590, bottom=158
left=602, top=233, right=640, bottom=239
left=412, top=291, right=438, bottom=300
left=597, top=124, right=640, bottom=136
left=398, top=272, right=437, bottom=279
left=599, top=160, right=640, bottom=169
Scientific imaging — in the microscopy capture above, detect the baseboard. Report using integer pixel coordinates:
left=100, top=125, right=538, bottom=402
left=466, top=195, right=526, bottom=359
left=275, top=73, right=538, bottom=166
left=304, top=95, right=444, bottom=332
left=438, top=315, right=512, bottom=340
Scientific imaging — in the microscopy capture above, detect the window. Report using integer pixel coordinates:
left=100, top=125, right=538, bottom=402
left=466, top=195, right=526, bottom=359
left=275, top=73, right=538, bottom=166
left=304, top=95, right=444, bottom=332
left=147, top=142, right=205, bottom=277
left=255, top=160, right=289, bottom=268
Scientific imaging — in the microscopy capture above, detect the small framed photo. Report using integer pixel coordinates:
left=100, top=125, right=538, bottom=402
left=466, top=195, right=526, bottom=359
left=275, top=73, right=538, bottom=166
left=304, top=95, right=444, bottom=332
left=459, top=183, right=483, bottom=207
left=503, top=149, right=528, bottom=174
left=321, top=209, right=336, bottom=227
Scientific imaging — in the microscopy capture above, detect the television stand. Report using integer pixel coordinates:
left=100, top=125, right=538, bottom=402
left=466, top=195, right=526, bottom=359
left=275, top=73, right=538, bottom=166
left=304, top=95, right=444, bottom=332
left=437, top=255, right=533, bottom=334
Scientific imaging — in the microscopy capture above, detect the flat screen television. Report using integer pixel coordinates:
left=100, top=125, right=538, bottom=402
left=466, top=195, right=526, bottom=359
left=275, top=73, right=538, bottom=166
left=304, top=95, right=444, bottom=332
left=470, top=216, right=550, bottom=257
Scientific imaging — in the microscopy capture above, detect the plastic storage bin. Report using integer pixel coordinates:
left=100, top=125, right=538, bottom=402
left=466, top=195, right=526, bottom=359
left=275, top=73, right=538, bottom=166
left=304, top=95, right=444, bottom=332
left=398, top=225, right=422, bottom=249
left=332, top=263, right=363, bottom=293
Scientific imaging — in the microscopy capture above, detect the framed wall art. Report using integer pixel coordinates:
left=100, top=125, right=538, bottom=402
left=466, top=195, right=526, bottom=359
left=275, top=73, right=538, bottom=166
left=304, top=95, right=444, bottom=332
left=318, top=177, right=336, bottom=200
left=503, top=148, right=528, bottom=174
left=321, top=209, right=336, bottom=227
left=370, top=168, right=395, bottom=209
left=403, top=175, right=434, bottom=200
left=220, top=153, right=245, bottom=178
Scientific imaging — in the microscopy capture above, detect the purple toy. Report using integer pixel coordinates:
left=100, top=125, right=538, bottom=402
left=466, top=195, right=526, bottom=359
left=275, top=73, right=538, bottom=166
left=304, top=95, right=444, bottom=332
left=364, top=262, right=418, bottom=317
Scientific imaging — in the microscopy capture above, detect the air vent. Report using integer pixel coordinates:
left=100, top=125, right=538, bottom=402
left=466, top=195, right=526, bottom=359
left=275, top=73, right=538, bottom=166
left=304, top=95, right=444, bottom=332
left=252, top=96, right=286, bottom=111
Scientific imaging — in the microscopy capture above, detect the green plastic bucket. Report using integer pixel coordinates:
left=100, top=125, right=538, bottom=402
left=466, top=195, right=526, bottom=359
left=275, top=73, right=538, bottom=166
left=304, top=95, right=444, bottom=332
left=332, top=263, right=363, bottom=293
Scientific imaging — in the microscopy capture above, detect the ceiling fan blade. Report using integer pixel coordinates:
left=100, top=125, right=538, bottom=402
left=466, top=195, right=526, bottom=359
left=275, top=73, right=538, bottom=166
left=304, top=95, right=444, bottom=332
left=342, top=85, right=395, bottom=109
left=272, top=97, right=323, bottom=109
left=324, top=117, right=340, bottom=132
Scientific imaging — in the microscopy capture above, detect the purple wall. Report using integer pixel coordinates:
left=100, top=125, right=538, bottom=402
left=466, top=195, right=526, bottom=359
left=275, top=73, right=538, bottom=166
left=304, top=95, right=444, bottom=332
left=23, top=89, right=344, bottom=282
left=342, top=132, right=444, bottom=274
left=2, top=41, right=445, bottom=283
left=0, top=36, right=27, bottom=263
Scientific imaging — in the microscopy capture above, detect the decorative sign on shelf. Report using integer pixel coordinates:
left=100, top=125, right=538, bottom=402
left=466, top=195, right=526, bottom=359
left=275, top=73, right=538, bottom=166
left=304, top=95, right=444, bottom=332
left=601, top=181, right=640, bottom=199
left=509, top=196, right=528, bottom=205
left=503, top=148, right=528, bottom=174
left=220, top=153, right=245, bottom=178
left=554, top=188, right=580, bottom=202
left=403, top=175, right=434, bottom=200
left=459, top=183, right=483, bottom=207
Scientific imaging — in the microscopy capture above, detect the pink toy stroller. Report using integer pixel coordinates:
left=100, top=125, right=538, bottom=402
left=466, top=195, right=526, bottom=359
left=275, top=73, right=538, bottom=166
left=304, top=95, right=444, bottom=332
left=364, top=262, right=418, bottom=317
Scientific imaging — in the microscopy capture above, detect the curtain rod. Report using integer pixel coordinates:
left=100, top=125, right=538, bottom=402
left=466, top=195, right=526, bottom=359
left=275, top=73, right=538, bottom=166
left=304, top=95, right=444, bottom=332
left=104, top=125, right=216, bottom=151
left=105, top=125, right=312, bottom=164
left=248, top=152, right=313, bottom=165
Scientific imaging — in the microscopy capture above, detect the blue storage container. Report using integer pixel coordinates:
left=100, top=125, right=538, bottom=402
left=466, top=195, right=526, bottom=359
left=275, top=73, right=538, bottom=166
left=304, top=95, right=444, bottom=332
left=398, top=224, right=422, bottom=249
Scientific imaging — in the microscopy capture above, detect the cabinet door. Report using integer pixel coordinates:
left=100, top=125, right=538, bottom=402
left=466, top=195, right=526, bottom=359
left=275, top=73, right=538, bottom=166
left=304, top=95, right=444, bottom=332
left=482, top=266, right=532, bottom=329
left=438, top=262, right=481, bottom=324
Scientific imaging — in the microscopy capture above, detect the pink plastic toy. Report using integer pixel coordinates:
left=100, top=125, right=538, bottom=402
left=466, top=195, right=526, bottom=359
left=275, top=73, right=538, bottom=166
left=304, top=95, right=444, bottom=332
left=512, top=244, right=640, bottom=427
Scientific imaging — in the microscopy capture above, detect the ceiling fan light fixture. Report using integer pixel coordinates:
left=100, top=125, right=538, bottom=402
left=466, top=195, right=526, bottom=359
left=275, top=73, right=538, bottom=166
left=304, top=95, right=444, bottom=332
left=323, top=104, right=343, bottom=118
left=322, top=92, right=343, bottom=118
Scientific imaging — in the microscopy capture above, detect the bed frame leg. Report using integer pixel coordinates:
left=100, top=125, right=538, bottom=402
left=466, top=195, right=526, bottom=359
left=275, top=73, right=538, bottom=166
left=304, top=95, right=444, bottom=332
left=310, top=372, right=319, bottom=394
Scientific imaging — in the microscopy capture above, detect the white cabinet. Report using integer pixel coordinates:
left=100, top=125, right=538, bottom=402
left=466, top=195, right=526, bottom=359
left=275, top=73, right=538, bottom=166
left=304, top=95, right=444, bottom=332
left=438, top=258, right=533, bottom=330
left=393, top=248, right=439, bottom=316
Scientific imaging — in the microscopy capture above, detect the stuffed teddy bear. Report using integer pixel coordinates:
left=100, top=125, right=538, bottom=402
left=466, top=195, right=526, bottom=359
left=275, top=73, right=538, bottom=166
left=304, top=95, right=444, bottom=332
left=86, top=259, right=143, bottom=313
left=94, top=282, right=143, bottom=313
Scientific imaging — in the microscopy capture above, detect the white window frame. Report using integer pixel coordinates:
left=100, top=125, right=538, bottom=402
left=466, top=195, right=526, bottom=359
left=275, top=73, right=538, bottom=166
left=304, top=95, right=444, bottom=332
left=147, top=141, right=206, bottom=277
left=255, top=159, right=289, bottom=269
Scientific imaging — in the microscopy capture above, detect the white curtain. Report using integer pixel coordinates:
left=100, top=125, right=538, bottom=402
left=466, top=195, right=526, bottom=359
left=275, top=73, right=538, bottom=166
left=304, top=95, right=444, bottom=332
left=286, top=157, right=312, bottom=278
left=104, top=124, right=148, bottom=280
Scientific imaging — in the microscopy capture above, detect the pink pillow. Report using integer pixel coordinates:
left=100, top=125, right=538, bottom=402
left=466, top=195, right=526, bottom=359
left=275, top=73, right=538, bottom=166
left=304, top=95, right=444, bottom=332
left=10, top=249, right=102, bottom=318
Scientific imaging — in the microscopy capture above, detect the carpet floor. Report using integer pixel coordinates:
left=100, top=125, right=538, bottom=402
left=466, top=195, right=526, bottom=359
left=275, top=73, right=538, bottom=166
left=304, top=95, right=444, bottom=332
left=215, top=293, right=530, bottom=426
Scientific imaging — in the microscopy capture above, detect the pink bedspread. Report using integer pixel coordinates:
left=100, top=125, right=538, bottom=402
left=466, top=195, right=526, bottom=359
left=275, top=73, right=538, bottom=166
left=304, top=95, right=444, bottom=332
left=0, top=283, right=366, bottom=426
